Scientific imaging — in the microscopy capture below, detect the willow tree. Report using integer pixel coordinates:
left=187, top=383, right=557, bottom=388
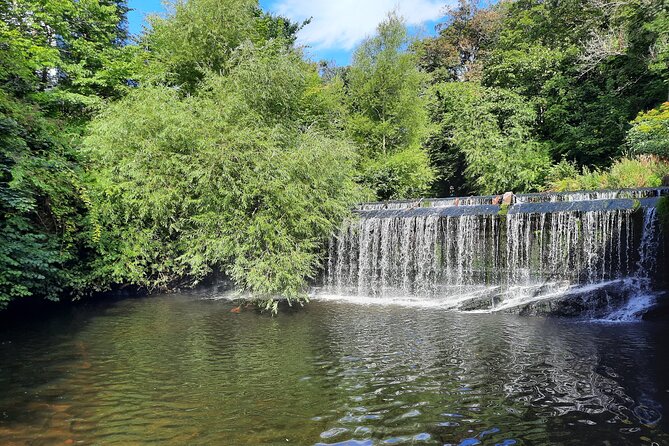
left=85, top=41, right=360, bottom=309
left=346, top=13, right=434, bottom=200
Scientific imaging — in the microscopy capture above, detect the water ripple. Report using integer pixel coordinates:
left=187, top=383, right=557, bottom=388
left=0, top=295, right=667, bottom=445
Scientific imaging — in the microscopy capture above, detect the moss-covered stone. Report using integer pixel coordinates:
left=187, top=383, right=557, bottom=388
left=498, top=203, right=510, bottom=216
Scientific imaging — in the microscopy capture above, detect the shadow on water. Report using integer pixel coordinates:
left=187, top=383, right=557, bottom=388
left=1, top=293, right=668, bottom=445
left=0, top=293, right=137, bottom=444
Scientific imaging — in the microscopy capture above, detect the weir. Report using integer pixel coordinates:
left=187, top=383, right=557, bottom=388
left=323, top=188, right=669, bottom=320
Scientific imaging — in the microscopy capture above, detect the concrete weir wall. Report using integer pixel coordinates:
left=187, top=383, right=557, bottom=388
left=357, top=187, right=669, bottom=211
left=323, top=188, right=669, bottom=320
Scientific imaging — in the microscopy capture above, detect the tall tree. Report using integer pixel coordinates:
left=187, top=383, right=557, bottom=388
left=346, top=13, right=434, bottom=200
left=481, top=0, right=667, bottom=165
left=428, top=82, right=551, bottom=195
left=416, top=0, right=506, bottom=83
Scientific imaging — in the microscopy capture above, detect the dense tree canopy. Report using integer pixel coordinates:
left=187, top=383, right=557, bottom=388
left=0, top=0, right=129, bottom=308
left=422, top=0, right=668, bottom=194
left=0, top=0, right=359, bottom=310
left=428, top=82, right=551, bottom=195
left=141, top=0, right=306, bottom=92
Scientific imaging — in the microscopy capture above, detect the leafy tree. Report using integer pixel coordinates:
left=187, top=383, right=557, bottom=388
left=346, top=13, right=435, bottom=200
left=85, top=43, right=360, bottom=308
left=481, top=0, right=666, bottom=165
left=422, top=0, right=668, bottom=193
left=0, top=0, right=131, bottom=309
left=627, top=102, right=669, bottom=158
left=0, top=93, right=93, bottom=308
left=0, top=0, right=359, bottom=311
left=1, top=0, right=133, bottom=103
left=415, top=0, right=506, bottom=83
left=428, top=82, right=551, bottom=194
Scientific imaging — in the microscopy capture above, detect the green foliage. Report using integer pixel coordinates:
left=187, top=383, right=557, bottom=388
left=85, top=43, right=360, bottom=305
left=346, top=13, right=434, bottom=199
left=0, top=0, right=131, bottom=309
left=0, top=0, right=359, bottom=311
left=627, top=102, right=669, bottom=158
left=0, top=92, right=93, bottom=307
left=424, top=0, right=667, bottom=170
left=545, top=158, right=580, bottom=186
left=358, top=147, right=434, bottom=200
left=428, top=82, right=551, bottom=195
left=141, top=0, right=305, bottom=92
left=645, top=7, right=669, bottom=96
left=415, top=0, right=505, bottom=83
left=1, top=0, right=132, bottom=103
left=422, top=0, right=668, bottom=194
left=0, top=216, right=61, bottom=309
left=480, top=0, right=666, bottom=165
left=3, top=0, right=666, bottom=312
left=548, top=156, right=669, bottom=191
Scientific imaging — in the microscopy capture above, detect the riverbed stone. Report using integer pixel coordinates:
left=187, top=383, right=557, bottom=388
left=500, top=281, right=654, bottom=319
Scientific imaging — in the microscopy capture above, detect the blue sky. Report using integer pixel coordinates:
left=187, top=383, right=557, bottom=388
left=127, top=0, right=451, bottom=66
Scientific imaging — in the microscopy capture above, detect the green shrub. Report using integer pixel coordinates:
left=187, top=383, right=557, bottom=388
left=547, top=156, right=669, bottom=191
left=627, top=102, right=669, bottom=159
left=358, top=147, right=435, bottom=200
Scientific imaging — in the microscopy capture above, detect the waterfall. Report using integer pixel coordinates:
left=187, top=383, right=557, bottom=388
left=322, top=191, right=665, bottom=318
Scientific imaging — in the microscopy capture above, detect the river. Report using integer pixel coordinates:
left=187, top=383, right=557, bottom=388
left=1, top=292, right=667, bottom=445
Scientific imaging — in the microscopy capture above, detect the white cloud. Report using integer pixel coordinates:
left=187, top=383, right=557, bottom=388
left=272, top=0, right=448, bottom=51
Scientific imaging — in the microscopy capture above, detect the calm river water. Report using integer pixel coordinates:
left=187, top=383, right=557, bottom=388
left=1, top=292, right=668, bottom=445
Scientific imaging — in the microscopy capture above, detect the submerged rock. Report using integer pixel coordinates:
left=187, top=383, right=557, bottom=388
left=500, top=281, right=658, bottom=320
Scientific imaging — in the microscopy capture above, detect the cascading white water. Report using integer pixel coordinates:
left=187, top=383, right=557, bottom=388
left=323, top=195, right=664, bottom=318
left=327, top=214, right=498, bottom=301
left=604, top=207, right=660, bottom=321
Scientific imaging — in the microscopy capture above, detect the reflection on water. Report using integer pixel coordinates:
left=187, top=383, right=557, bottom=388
left=1, top=293, right=668, bottom=445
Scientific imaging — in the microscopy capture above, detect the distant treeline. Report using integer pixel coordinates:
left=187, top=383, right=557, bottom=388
left=1, top=0, right=667, bottom=309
